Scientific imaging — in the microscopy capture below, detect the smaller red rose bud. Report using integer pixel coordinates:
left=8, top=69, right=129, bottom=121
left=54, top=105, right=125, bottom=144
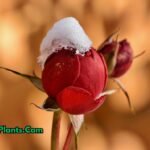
left=98, top=36, right=137, bottom=114
left=98, top=38, right=133, bottom=78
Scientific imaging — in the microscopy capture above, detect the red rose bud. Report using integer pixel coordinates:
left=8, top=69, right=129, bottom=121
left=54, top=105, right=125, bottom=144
left=42, top=47, right=107, bottom=114
left=98, top=39, right=133, bottom=78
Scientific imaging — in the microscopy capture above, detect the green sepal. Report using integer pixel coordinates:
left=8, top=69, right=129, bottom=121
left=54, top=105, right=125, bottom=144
left=106, top=43, right=119, bottom=75
left=111, top=78, right=135, bottom=115
left=97, top=30, right=119, bottom=51
left=0, top=66, right=44, bottom=92
left=31, top=97, right=60, bottom=112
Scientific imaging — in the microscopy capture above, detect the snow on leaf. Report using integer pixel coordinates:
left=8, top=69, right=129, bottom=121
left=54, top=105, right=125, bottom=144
left=69, top=114, right=84, bottom=135
left=96, top=89, right=118, bottom=99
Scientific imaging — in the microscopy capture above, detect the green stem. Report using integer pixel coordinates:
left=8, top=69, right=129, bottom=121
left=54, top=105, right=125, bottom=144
left=51, top=111, right=61, bottom=150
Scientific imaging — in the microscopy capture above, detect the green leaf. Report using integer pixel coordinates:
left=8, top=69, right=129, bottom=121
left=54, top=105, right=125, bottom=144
left=0, top=66, right=44, bottom=92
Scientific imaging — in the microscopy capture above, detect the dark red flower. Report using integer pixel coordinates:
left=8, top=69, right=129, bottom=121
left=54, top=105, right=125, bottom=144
left=99, top=39, right=133, bottom=78
left=42, top=47, right=107, bottom=114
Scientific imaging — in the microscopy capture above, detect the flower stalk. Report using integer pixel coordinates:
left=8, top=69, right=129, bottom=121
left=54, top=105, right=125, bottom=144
left=51, top=111, right=61, bottom=150
left=63, top=123, right=74, bottom=150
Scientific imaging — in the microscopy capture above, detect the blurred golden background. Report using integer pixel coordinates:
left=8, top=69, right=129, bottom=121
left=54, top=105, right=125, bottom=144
left=0, top=0, right=150, bottom=150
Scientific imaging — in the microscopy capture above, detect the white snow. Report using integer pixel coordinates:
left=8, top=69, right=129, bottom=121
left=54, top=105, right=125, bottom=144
left=38, top=17, right=92, bottom=68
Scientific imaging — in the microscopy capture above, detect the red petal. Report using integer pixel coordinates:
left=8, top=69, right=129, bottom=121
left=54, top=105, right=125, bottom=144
left=42, top=50, right=80, bottom=97
left=88, top=96, right=105, bottom=113
left=111, top=40, right=133, bottom=77
left=73, top=48, right=107, bottom=97
left=56, top=86, right=105, bottom=114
